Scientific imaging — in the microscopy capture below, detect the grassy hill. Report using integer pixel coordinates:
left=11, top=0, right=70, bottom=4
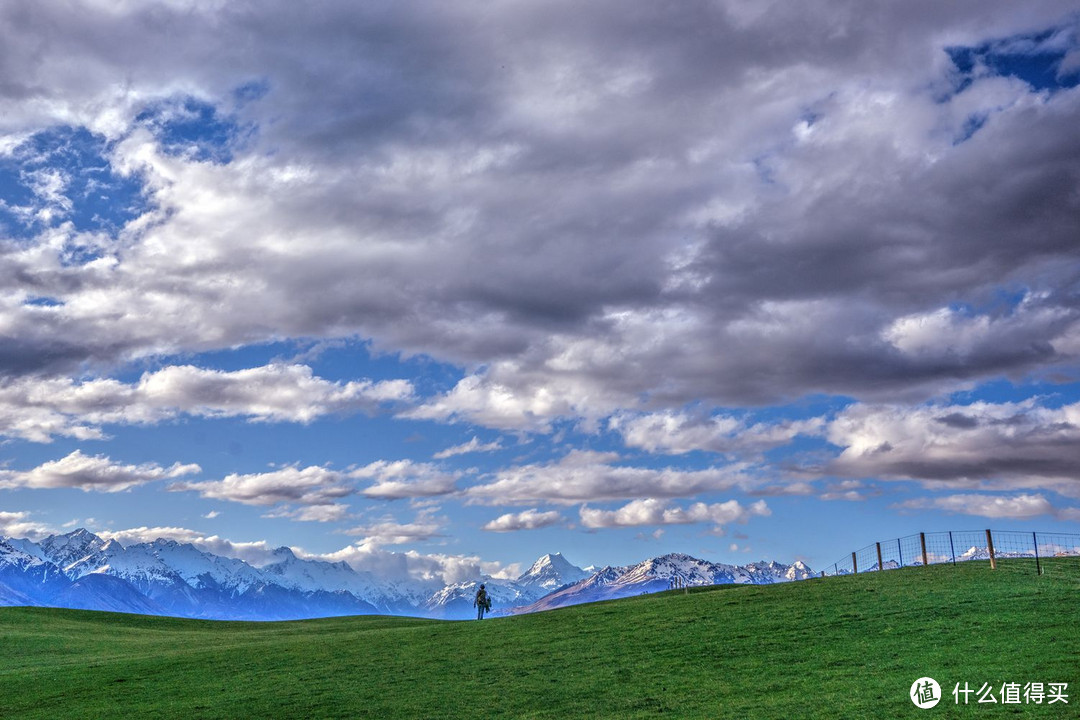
left=1, top=558, right=1076, bottom=719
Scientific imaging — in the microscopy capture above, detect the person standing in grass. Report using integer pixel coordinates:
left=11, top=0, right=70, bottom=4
left=474, top=583, right=491, bottom=620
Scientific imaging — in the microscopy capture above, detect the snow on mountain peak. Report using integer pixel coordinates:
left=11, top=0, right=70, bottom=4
left=45, top=528, right=102, bottom=547
left=2, top=526, right=818, bottom=620
left=38, top=529, right=107, bottom=571
left=0, top=539, right=44, bottom=568
left=518, top=552, right=588, bottom=590
left=271, top=546, right=296, bottom=559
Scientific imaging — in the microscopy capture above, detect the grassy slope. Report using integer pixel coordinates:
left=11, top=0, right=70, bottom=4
left=0, top=559, right=1076, bottom=719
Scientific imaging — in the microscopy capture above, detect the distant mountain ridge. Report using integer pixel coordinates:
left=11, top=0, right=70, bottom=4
left=0, top=529, right=814, bottom=620
left=513, top=553, right=815, bottom=613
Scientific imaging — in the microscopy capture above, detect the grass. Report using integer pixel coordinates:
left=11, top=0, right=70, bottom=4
left=0, top=558, right=1077, bottom=719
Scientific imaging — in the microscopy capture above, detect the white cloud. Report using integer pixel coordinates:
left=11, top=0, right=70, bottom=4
left=467, top=449, right=753, bottom=505
left=881, top=301, right=1072, bottom=364
left=0, top=450, right=199, bottom=493
left=2, top=0, right=1080, bottom=578
left=579, top=498, right=770, bottom=530
left=827, top=399, right=1080, bottom=497
left=169, top=458, right=462, bottom=519
left=433, top=436, right=504, bottom=459
left=751, top=481, right=817, bottom=497
left=264, top=504, right=352, bottom=523
left=170, top=464, right=352, bottom=507
left=403, top=374, right=593, bottom=433
left=314, top=544, right=512, bottom=587
left=0, top=510, right=54, bottom=540
left=134, top=364, right=414, bottom=422
left=94, top=525, right=280, bottom=566
left=0, top=364, right=414, bottom=442
left=820, top=480, right=876, bottom=502
left=893, top=493, right=1079, bottom=520
left=482, top=508, right=564, bottom=533
left=344, top=512, right=445, bottom=548
left=351, top=460, right=460, bottom=499
left=610, top=410, right=824, bottom=455
left=88, top=522, right=514, bottom=583
left=0, top=1, right=1077, bottom=425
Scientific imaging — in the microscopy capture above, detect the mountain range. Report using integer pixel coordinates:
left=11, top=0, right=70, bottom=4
left=0, top=529, right=814, bottom=620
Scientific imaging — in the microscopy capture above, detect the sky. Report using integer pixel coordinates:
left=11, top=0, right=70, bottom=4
left=1, top=0, right=1079, bottom=586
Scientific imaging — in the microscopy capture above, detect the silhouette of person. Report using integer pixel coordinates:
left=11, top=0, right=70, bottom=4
left=473, top=583, right=491, bottom=620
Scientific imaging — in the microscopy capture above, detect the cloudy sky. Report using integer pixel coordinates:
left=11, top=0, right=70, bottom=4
left=2, top=0, right=1079, bottom=584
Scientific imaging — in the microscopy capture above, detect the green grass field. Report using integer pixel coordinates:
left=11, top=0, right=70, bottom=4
left=1, top=559, right=1076, bottom=719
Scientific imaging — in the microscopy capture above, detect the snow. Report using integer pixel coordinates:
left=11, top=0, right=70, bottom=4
left=516, top=552, right=589, bottom=591
left=260, top=546, right=381, bottom=596
left=2, top=528, right=817, bottom=620
left=0, top=539, right=50, bottom=571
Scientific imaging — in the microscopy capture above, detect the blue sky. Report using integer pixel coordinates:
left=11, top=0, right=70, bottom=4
left=1, top=1, right=1080, bottom=585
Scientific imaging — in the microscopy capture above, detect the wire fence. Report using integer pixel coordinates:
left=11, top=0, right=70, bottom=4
left=819, top=529, right=1080, bottom=577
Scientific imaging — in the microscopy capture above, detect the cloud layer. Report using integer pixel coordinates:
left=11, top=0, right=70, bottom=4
left=579, top=498, right=770, bottom=531
left=828, top=400, right=1080, bottom=498
left=0, top=1, right=1077, bottom=427
left=0, top=451, right=199, bottom=493
left=467, top=450, right=753, bottom=505
left=482, top=508, right=564, bottom=533
left=2, top=1, right=1080, bottom=561
left=0, top=364, right=412, bottom=442
left=894, top=493, right=1080, bottom=521
left=171, top=465, right=353, bottom=519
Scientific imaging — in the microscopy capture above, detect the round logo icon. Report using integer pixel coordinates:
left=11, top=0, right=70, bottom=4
left=910, top=677, right=941, bottom=709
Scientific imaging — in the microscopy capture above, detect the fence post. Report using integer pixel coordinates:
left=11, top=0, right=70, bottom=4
left=1033, top=531, right=1042, bottom=576
left=852, top=552, right=858, bottom=574
left=920, top=532, right=929, bottom=567
left=949, top=531, right=956, bottom=566
left=876, top=542, right=883, bottom=571
left=986, top=529, right=997, bottom=570
left=897, top=538, right=903, bottom=568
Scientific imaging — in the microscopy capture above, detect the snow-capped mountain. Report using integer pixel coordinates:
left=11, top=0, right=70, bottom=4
left=419, top=552, right=592, bottom=619
left=260, top=546, right=370, bottom=594
left=37, top=528, right=108, bottom=571
left=50, top=574, right=165, bottom=615
left=0, top=529, right=814, bottom=620
left=517, top=552, right=590, bottom=593
left=258, top=546, right=425, bottom=615
left=745, top=560, right=815, bottom=583
left=422, top=579, right=524, bottom=618
left=0, top=539, right=71, bottom=602
left=1, top=530, right=380, bottom=620
left=958, top=546, right=991, bottom=561
left=513, top=553, right=815, bottom=613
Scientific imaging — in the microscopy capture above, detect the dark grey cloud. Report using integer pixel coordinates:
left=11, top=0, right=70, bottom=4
left=936, top=413, right=979, bottom=429
left=1, top=0, right=1079, bottom=428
